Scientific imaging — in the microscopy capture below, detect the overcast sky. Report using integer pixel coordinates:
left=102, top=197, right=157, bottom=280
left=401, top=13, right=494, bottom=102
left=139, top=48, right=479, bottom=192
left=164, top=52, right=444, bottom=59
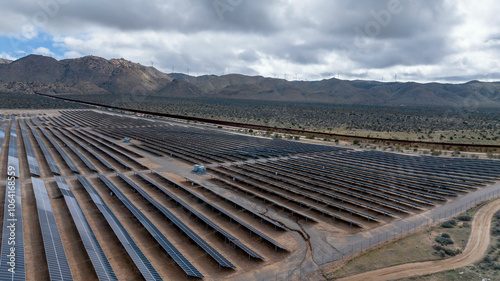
left=1, top=0, right=499, bottom=83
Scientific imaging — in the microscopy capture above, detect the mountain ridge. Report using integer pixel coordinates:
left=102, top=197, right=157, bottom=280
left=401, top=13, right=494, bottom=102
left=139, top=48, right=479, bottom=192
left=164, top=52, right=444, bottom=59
left=1, top=54, right=499, bottom=106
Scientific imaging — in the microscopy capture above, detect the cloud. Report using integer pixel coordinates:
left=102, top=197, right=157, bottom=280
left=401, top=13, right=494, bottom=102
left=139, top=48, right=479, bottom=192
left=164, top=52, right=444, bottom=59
left=0, top=0, right=499, bottom=83
left=0, top=52, right=16, bottom=60
left=32, top=46, right=54, bottom=56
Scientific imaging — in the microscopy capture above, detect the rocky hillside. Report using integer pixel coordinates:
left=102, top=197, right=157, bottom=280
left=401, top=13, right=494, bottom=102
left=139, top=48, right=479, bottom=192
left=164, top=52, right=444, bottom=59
left=0, top=55, right=197, bottom=96
left=1, top=55, right=500, bottom=106
left=0, top=58, right=11, bottom=64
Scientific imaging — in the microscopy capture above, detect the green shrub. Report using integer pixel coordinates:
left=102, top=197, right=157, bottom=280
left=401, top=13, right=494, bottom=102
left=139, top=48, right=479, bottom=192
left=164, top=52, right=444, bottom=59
left=444, top=248, right=458, bottom=256
left=457, top=214, right=472, bottom=221
left=435, top=236, right=454, bottom=245
left=492, top=226, right=500, bottom=236
left=441, top=233, right=450, bottom=238
left=441, top=222, right=453, bottom=228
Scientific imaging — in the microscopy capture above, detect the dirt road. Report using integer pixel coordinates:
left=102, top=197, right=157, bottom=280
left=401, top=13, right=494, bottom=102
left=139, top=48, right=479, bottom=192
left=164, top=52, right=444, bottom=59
left=338, top=198, right=500, bottom=281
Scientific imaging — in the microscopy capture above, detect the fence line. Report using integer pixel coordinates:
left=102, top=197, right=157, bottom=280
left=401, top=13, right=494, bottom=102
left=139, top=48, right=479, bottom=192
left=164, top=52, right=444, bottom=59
left=264, top=188, right=500, bottom=281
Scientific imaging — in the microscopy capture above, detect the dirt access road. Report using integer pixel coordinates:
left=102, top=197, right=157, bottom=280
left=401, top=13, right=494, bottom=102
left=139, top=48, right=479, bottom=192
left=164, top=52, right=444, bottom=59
left=339, top=198, right=500, bottom=281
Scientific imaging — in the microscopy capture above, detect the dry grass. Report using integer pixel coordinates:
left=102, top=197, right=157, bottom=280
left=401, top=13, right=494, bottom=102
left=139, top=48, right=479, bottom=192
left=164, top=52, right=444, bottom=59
left=327, top=217, right=473, bottom=280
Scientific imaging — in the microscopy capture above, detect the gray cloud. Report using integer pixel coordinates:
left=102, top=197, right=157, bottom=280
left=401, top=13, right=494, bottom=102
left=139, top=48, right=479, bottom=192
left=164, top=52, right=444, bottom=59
left=0, top=0, right=498, bottom=83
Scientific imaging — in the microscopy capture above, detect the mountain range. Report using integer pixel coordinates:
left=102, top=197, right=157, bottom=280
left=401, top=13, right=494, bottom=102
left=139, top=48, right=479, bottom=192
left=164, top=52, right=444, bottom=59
left=1, top=54, right=499, bottom=107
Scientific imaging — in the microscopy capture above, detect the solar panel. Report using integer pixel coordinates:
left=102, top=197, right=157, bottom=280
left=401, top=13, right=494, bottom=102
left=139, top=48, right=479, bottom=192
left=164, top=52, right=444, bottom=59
left=27, top=122, right=61, bottom=175
left=19, top=121, right=41, bottom=176
left=98, top=174, right=206, bottom=276
left=146, top=173, right=287, bottom=252
left=47, top=127, right=98, bottom=172
left=54, top=176, right=118, bottom=281
left=39, top=127, right=80, bottom=173
left=31, top=177, right=73, bottom=281
left=7, top=119, right=20, bottom=178
left=108, top=173, right=234, bottom=269
left=69, top=130, right=135, bottom=170
left=0, top=121, right=10, bottom=158
left=134, top=173, right=265, bottom=259
left=0, top=180, right=26, bottom=281
left=57, top=129, right=115, bottom=171
left=75, top=175, right=163, bottom=281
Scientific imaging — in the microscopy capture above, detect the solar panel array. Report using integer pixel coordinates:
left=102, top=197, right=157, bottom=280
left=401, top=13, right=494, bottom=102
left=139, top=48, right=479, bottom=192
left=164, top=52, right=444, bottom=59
left=7, top=118, right=20, bottom=178
left=31, top=177, right=73, bottom=281
left=0, top=180, right=26, bottom=281
left=133, top=173, right=267, bottom=259
left=19, top=121, right=41, bottom=176
left=66, top=130, right=134, bottom=170
left=27, top=122, right=61, bottom=175
left=54, top=176, right=118, bottom=281
left=71, top=130, right=146, bottom=170
left=47, top=127, right=98, bottom=172
left=111, top=173, right=234, bottom=269
left=39, top=127, right=80, bottom=173
left=76, top=175, right=163, bottom=281
left=55, top=128, right=114, bottom=171
left=98, top=174, right=206, bottom=276
left=175, top=176, right=290, bottom=252
left=56, top=110, right=347, bottom=164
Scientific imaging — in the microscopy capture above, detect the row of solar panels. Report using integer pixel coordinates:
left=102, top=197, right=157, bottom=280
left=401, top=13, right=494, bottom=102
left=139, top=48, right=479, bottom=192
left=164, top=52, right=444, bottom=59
left=252, top=161, right=422, bottom=210
left=8, top=118, right=20, bottom=178
left=108, top=173, right=235, bottom=269
left=149, top=173, right=288, bottom=252
left=309, top=153, right=477, bottom=187
left=130, top=174, right=265, bottom=260
left=208, top=172, right=318, bottom=223
left=219, top=165, right=380, bottom=223
left=269, top=160, right=444, bottom=202
left=242, top=163, right=410, bottom=213
left=209, top=166, right=363, bottom=227
left=92, top=121, right=345, bottom=164
left=363, top=150, right=500, bottom=173
left=336, top=151, right=498, bottom=182
left=303, top=154, right=470, bottom=191
left=301, top=159, right=459, bottom=197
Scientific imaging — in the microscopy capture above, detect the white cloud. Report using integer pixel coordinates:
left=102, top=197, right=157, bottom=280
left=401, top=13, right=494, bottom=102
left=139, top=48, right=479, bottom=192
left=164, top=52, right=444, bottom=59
left=63, top=50, right=83, bottom=59
left=32, top=46, right=54, bottom=56
left=0, top=52, right=16, bottom=60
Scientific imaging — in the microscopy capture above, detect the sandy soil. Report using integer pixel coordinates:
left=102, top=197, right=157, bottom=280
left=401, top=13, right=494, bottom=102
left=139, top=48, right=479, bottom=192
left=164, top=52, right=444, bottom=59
left=339, top=198, right=500, bottom=281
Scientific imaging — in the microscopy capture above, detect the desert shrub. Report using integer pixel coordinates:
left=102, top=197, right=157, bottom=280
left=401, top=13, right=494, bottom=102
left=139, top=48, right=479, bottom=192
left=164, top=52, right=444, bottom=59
left=441, top=222, right=453, bottom=228
left=457, top=214, right=472, bottom=221
left=444, top=248, right=458, bottom=256
left=435, top=236, right=454, bottom=245
left=441, top=233, right=450, bottom=238
left=495, top=211, right=500, bottom=220
left=438, top=250, right=445, bottom=258
left=433, top=244, right=444, bottom=251
left=441, top=219, right=457, bottom=228
left=492, top=226, right=500, bottom=236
